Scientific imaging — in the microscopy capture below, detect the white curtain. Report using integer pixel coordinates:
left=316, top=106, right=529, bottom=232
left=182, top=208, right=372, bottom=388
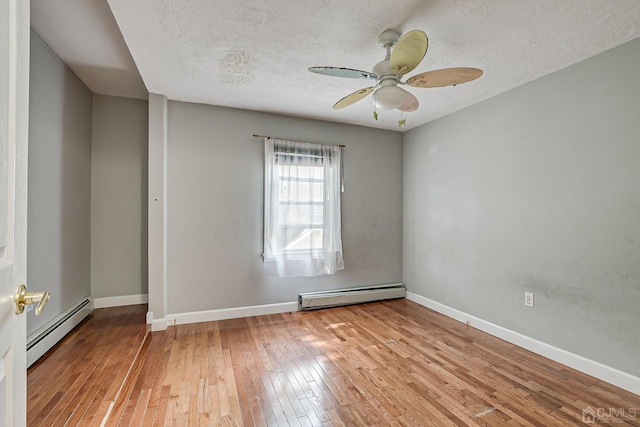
left=264, top=138, right=344, bottom=277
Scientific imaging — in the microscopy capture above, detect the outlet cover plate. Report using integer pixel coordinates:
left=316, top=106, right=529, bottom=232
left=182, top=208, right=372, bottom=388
left=525, top=292, right=534, bottom=307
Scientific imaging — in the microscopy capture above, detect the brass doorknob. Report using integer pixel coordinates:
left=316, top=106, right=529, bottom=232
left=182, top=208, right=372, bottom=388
left=15, top=284, right=50, bottom=315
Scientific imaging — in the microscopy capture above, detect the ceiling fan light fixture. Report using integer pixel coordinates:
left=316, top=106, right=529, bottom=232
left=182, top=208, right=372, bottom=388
left=373, top=85, right=406, bottom=110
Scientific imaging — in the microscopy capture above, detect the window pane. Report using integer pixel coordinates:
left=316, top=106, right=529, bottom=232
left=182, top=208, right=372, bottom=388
left=275, top=164, right=324, bottom=251
left=278, top=181, right=324, bottom=202
left=277, top=164, right=324, bottom=180
left=284, top=229, right=323, bottom=251
left=278, top=204, right=323, bottom=226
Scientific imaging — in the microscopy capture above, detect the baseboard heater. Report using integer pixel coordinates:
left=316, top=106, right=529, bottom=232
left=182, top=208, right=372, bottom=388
left=27, top=297, right=93, bottom=367
left=298, top=283, right=406, bottom=310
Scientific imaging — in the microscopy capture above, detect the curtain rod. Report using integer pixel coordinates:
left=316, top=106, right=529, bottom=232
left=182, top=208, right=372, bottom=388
left=252, top=134, right=345, bottom=148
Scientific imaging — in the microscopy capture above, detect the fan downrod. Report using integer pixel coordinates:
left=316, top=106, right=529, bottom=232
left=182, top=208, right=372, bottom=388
left=377, top=30, right=400, bottom=47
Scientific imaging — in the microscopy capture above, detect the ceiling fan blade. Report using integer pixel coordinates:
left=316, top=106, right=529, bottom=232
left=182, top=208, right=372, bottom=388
left=389, top=30, right=428, bottom=76
left=309, top=66, right=377, bottom=80
left=397, top=89, right=419, bottom=112
left=406, top=67, right=484, bottom=88
left=333, top=87, right=374, bottom=110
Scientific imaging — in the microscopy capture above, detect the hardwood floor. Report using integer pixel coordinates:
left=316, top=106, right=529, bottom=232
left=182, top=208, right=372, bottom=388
left=27, top=304, right=149, bottom=426
left=28, top=300, right=640, bottom=426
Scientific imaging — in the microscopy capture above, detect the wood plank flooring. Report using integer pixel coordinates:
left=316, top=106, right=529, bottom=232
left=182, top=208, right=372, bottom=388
left=29, top=300, right=640, bottom=426
left=27, top=304, right=149, bottom=426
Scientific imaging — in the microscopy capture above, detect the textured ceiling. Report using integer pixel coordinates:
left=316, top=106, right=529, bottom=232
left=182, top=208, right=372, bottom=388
left=33, top=1, right=640, bottom=131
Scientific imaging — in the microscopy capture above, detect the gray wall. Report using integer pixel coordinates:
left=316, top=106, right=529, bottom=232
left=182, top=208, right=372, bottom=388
left=91, top=95, right=148, bottom=299
left=27, top=32, right=93, bottom=335
left=166, top=101, right=403, bottom=314
left=403, top=38, right=640, bottom=376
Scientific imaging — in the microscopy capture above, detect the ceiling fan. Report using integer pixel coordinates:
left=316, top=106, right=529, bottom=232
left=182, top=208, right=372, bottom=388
left=308, top=29, right=483, bottom=117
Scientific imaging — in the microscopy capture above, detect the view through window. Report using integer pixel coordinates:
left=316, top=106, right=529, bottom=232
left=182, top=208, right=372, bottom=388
left=264, top=138, right=344, bottom=277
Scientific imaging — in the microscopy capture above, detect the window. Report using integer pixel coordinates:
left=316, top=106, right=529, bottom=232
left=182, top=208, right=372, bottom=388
left=264, top=138, right=344, bottom=277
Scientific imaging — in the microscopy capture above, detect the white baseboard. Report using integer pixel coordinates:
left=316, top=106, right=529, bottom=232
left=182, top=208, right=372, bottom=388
left=166, top=301, right=299, bottom=327
left=406, top=292, right=640, bottom=396
left=151, top=318, right=168, bottom=331
left=93, top=294, right=148, bottom=309
left=145, top=311, right=168, bottom=331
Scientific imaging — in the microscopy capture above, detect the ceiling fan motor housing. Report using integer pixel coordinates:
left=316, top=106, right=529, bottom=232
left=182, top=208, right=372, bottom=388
left=372, top=59, right=394, bottom=78
left=377, top=30, right=400, bottom=47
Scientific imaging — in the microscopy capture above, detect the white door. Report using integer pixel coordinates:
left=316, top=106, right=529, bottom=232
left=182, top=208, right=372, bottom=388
left=0, top=0, right=30, bottom=425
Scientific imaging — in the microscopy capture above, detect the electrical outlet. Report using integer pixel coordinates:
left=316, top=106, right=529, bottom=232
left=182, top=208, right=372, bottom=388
left=524, top=292, right=534, bottom=307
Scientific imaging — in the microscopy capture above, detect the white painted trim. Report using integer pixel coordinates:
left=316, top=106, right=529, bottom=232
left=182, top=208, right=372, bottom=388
left=145, top=310, right=168, bottom=331
left=148, top=94, right=169, bottom=328
left=406, top=292, right=640, bottom=396
left=151, top=318, right=168, bottom=331
left=167, top=301, right=299, bottom=326
left=93, top=294, right=148, bottom=309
